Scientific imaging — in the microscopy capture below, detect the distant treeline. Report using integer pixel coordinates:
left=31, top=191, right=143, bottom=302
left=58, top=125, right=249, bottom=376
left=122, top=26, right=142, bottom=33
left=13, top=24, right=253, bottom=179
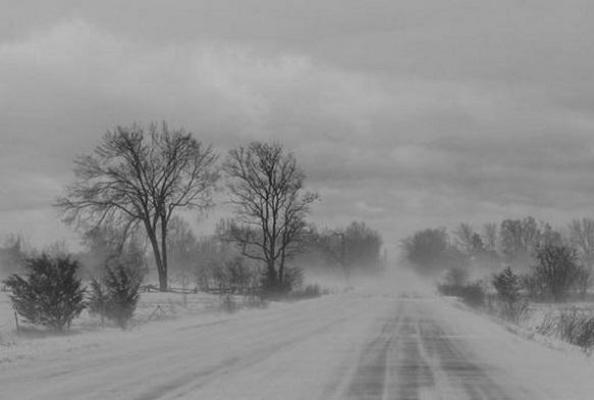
left=401, top=216, right=594, bottom=276
left=0, top=219, right=385, bottom=291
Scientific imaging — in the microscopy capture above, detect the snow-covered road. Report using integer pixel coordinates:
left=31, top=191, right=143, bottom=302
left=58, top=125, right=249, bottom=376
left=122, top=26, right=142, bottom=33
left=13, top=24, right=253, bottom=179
left=2, top=293, right=594, bottom=399
left=346, top=300, right=530, bottom=400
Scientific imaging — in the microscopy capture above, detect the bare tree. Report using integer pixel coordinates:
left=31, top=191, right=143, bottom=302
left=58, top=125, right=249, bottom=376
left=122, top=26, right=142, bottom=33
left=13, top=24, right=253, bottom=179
left=339, top=222, right=383, bottom=275
left=313, top=222, right=382, bottom=282
left=569, top=218, right=594, bottom=268
left=223, top=142, right=318, bottom=291
left=56, top=123, right=218, bottom=291
left=482, top=222, right=498, bottom=253
left=568, top=218, right=594, bottom=298
left=534, top=244, right=580, bottom=302
left=454, top=223, right=475, bottom=254
left=500, top=217, right=541, bottom=267
left=402, top=228, right=468, bottom=275
left=539, top=222, right=563, bottom=247
left=453, top=223, right=485, bottom=256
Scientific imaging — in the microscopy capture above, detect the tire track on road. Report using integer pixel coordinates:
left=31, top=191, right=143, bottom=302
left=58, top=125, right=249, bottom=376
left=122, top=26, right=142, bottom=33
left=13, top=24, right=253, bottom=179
left=344, top=305, right=402, bottom=400
left=344, top=300, right=523, bottom=400
left=418, top=319, right=515, bottom=400
left=393, top=315, right=435, bottom=400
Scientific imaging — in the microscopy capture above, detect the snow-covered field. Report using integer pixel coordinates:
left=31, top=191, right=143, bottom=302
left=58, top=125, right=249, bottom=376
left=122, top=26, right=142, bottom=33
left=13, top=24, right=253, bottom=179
left=522, top=301, right=594, bottom=328
left=0, top=291, right=16, bottom=342
left=0, top=288, right=238, bottom=354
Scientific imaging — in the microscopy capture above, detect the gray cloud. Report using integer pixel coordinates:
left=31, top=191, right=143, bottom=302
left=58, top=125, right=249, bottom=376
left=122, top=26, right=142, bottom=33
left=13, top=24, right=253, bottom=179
left=2, top=2, right=594, bottom=249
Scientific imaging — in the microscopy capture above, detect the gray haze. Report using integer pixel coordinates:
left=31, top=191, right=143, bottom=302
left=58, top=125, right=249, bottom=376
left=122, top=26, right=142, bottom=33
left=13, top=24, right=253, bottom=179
left=2, top=0, right=594, bottom=249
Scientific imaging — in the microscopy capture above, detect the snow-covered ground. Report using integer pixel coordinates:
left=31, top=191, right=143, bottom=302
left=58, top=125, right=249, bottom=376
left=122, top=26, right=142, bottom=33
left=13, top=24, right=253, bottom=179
left=3, top=288, right=594, bottom=399
left=434, top=299, right=594, bottom=399
left=522, top=301, right=594, bottom=330
left=0, top=289, right=239, bottom=357
left=0, top=291, right=17, bottom=342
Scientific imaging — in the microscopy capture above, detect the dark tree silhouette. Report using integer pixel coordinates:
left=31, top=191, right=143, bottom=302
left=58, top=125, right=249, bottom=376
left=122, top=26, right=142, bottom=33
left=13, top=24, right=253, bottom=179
left=535, top=244, right=580, bottom=302
left=492, top=267, right=525, bottom=321
left=3, top=254, right=86, bottom=331
left=89, top=263, right=142, bottom=329
left=482, top=222, right=498, bottom=253
left=56, top=123, right=218, bottom=291
left=499, top=217, right=540, bottom=267
left=223, top=142, right=318, bottom=292
left=453, top=223, right=478, bottom=255
left=493, top=267, right=521, bottom=304
left=569, top=218, right=594, bottom=268
left=317, top=222, right=383, bottom=280
left=402, top=228, right=468, bottom=275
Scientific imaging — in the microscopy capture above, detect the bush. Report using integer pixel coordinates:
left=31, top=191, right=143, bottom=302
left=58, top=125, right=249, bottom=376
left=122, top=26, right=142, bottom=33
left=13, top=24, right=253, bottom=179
left=260, top=266, right=304, bottom=298
left=87, top=279, right=109, bottom=324
left=402, top=228, right=469, bottom=276
left=3, top=254, right=86, bottom=331
left=437, top=279, right=485, bottom=308
left=243, top=290, right=267, bottom=308
left=537, top=308, right=594, bottom=353
left=574, top=265, right=593, bottom=300
left=493, top=267, right=521, bottom=303
left=283, top=266, right=304, bottom=291
left=458, top=282, right=486, bottom=308
left=444, top=267, right=468, bottom=287
left=521, top=272, right=547, bottom=301
left=534, top=244, right=580, bottom=302
left=213, top=257, right=260, bottom=293
left=288, top=284, right=327, bottom=300
left=88, top=264, right=142, bottom=329
left=492, top=267, right=527, bottom=322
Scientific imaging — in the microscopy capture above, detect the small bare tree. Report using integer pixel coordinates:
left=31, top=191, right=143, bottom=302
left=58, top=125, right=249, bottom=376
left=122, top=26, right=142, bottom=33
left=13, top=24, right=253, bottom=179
left=454, top=223, right=485, bottom=257
left=567, top=218, right=594, bottom=298
left=569, top=218, right=594, bottom=267
left=223, top=142, right=318, bottom=292
left=482, top=222, right=498, bottom=253
left=318, top=222, right=383, bottom=280
left=500, top=217, right=541, bottom=266
left=534, top=244, right=580, bottom=302
left=56, top=123, right=218, bottom=291
left=454, top=223, right=476, bottom=255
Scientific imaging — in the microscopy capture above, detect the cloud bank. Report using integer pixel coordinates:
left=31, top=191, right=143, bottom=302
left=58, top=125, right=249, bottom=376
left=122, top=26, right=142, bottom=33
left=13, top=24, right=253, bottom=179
left=1, top=1, right=594, bottom=250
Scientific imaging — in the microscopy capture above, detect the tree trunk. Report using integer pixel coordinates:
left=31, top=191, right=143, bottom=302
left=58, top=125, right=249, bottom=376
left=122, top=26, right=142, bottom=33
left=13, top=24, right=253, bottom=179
left=265, top=259, right=277, bottom=286
left=146, top=226, right=167, bottom=291
left=158, top=270, right=167, bottom=292
left=279, top=250, right=285, bottom=285
left=160, top=217, right=169, bottom=292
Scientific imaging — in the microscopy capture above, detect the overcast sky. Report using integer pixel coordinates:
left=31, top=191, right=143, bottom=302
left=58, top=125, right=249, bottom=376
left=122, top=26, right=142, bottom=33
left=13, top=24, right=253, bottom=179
left=2, top=0, right=594, bottom=252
